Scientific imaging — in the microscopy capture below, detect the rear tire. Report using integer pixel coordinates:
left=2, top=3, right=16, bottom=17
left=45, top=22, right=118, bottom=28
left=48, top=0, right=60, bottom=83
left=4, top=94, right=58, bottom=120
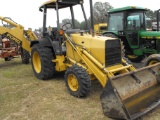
left=144, top=54, right=160, bottom=66
left=21, top=48, right=30, bottom=64
left=64, top=65, right=91, bottom=97
left=31, top=44, right=55, bottom=80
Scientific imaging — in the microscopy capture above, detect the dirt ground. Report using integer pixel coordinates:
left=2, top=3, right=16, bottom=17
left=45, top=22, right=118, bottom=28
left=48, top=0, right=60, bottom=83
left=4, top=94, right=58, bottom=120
left=0, top=58, right=160, bottom=120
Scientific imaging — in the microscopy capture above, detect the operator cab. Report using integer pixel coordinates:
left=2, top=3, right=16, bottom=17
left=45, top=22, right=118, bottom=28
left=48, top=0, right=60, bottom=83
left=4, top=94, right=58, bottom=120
left=39, top=0, right=87, bottom=36
left=39, top=0, right=88, bottom=55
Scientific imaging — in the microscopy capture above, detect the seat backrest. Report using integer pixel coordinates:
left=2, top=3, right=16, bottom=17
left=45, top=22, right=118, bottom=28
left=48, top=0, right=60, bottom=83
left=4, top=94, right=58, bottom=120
left=53, top=41, right=61, bottom=54
left=53, top=41, right=66, bottom=55
left=65, top=29, right=80, bottom=36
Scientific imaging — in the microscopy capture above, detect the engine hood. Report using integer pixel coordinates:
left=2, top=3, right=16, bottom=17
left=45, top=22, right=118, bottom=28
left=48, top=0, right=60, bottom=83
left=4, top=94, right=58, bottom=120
left=69, top=33, right=120, bottom=65
left=139, top=31, right=160, bottom=38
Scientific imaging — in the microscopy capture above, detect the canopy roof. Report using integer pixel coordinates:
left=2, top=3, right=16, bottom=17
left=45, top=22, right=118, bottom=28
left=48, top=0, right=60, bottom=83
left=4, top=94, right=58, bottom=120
left=108, top=6, right=148, bottom=13
left=39, top=0, right=83, bottom=9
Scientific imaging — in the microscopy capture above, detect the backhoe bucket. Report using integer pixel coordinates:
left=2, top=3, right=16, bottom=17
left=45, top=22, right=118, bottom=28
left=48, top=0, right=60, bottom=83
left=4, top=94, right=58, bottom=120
left=100, top=63, right=160, bottom=120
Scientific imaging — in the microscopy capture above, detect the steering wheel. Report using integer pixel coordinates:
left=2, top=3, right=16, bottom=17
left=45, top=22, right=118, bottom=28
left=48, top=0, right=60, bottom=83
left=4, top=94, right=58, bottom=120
left=62, top=23, right=72, bottom=31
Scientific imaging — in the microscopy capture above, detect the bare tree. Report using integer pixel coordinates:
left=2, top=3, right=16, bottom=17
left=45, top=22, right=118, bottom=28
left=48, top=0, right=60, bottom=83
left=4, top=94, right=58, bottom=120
left=146, top=9, right=157, bottom=20
left=93, top=2, right=113, bottom=24
left=62, top=19, right=81, bottom=29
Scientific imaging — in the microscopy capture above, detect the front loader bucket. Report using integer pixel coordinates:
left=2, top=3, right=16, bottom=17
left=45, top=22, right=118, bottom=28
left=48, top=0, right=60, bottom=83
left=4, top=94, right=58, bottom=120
left=100, top=63, right=160, bottom=120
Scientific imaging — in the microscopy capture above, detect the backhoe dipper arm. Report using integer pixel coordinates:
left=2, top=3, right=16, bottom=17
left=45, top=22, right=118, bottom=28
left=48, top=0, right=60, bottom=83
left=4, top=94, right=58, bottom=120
left=0, top=16, right=37, bottom=52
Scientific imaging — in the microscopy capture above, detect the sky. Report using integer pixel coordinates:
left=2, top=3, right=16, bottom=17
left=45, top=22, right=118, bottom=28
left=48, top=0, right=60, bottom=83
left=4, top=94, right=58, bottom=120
left=0, top=0, right=159, bottom=30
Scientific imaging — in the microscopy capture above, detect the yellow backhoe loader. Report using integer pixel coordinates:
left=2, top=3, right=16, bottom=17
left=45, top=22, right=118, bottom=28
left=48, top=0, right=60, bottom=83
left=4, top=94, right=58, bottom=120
left=0, top=17, right=37, bottom=63
left=30, top=0, right=160, bottom=119
left=94, top=23, right=107, bottom=35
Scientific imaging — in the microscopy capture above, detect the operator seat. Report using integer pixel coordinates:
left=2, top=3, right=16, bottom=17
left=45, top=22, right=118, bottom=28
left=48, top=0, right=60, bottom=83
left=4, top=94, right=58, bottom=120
left=51, top=27, right=66, bottom=55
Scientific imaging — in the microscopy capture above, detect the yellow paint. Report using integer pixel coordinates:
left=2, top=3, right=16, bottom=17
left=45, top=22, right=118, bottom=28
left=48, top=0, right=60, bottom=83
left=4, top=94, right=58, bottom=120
left=156, top=37, right=160, bottom=39
left=142, top=36, right=160, bottom=39
left=65, top=33, right=136, bottom=87
left=52, top=55, right=66, bottom=71
left=71, top=34, right=108, bottom=65
left=147, top=36, right=153, bottom=39
left=127, top=55, right=138, bottom=59
left=40, top=0, right=57, bottom=8
left=94, top=23, right=107, bottom=35
left=32, top=52, right=41, bottom=73
left=0, top=16, right=37, bottom=53
left=68, top=74, right=79, bottom=91
left=141, top=37, right=146, bottom=39
left=149, top=60, right=158, bottom=65
left=39, top=0, right=83, bottom=9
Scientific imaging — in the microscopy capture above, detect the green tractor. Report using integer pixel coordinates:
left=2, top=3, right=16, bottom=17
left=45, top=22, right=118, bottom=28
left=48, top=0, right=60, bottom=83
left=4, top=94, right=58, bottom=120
left=103, top=6, right=160, bottom=63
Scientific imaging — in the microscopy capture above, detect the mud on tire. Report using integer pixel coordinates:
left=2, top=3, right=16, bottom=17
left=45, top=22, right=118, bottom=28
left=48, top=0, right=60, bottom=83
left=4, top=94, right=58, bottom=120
left=31, top=44, right=55, bottom=80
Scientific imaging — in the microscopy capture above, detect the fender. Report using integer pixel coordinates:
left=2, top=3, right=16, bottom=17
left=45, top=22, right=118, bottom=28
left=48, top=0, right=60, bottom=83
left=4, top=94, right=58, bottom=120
left=30, top=37, right=53, bottom=48
left=30, top=37, right=57, bottom=58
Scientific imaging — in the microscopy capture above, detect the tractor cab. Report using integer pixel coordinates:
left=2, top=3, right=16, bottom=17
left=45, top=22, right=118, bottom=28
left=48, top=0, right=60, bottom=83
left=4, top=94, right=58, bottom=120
left=104, top=6, right=160, bottom=62
left=107, top=6, right=147, bottom=32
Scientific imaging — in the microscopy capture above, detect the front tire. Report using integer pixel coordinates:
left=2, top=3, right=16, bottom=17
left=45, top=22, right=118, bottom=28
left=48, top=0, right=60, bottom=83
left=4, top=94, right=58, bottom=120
left=64, top=65, right=91, bottom=97
left=31, top=44, right=55, bottom=80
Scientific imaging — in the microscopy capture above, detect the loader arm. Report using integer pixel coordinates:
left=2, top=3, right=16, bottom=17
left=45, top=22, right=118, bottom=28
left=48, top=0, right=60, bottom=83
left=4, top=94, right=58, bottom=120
left=0, top=16, right=37, bottom=52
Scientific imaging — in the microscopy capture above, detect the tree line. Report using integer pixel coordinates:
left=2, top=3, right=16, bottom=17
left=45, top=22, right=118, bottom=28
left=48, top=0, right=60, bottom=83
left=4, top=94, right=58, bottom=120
left=61, top=2, right=159, bottom=29
left=35, top=2, right=159, bottom=32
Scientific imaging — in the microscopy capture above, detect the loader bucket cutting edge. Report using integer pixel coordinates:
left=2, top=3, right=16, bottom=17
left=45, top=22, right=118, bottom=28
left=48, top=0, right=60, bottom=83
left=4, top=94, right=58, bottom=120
left=100, top=63, right=160, bottom=119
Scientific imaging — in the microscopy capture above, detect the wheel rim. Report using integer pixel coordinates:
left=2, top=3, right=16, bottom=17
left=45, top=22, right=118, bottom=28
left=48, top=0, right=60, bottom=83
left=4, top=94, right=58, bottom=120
left=68, top=74, right=78, bottom=91
left=33, top=52, right=41, bottom=73
left=127, top=55, right=138, bottom=59
left=149, top=60, right=158, bottom=65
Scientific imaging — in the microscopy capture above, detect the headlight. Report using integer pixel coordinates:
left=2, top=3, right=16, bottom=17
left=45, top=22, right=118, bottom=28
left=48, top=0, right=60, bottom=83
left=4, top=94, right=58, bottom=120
left=151, top=40, right=155, bottom=44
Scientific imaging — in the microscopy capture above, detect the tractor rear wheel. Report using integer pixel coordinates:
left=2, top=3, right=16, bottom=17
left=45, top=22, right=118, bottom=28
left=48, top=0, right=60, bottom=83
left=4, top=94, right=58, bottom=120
left=144, top=54, right=160, bottom=66
left=21, top=48, right=30, bottom=64
left=31, top=44, right=55, bottom=80
left=127, top=55, right=144, bottom=63
left=64, top=65, right=91, bottom=97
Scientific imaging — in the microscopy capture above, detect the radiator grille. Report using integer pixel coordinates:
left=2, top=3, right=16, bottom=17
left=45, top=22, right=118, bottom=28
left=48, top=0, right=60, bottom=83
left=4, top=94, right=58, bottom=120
left=105, top=40, right=122, bottom=67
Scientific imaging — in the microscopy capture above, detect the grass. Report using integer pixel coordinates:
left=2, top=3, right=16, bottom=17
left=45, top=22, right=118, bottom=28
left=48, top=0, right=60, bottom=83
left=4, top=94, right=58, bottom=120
left=0, top=58, right=160, bottom=120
